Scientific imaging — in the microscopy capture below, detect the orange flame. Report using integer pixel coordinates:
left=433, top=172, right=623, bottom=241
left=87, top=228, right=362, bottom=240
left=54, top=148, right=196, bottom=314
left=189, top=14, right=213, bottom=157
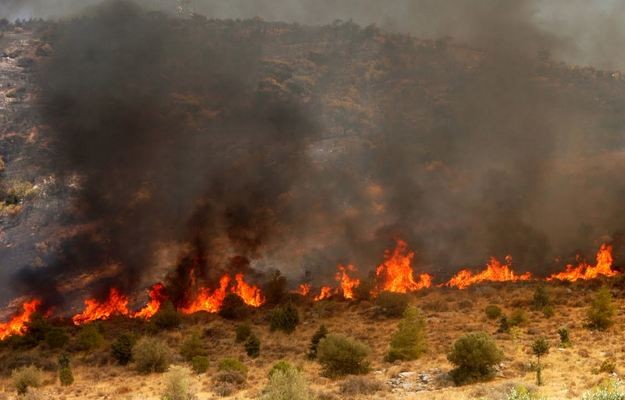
left=445, top=255, right=532, bottom=289
left=375, top=239, right=432, bottom=293
left=132, top=283, right=167, bottom=319
left=72, top=288, right=130, bottom=325
left=294, top=283, right=311, bottom=296
left=314, top=286, right=333, bottom=301
left=0, top=299, right=41, bottom=340
left=180, top=273, right=265, bottom=314
left=232, top=273, right=265, bottom=307
left=335, top=264, right=360, bottom=300
left=548, top=243, right=617, bottom=282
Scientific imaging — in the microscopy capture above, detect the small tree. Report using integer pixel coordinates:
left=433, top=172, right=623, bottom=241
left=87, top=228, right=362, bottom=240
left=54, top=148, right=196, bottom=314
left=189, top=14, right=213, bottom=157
left=307, top=325, right=328, bottom=359
left=386, top=306, right=427, bottom=362
left=58, top=353, right=74, bottom=386
left=587, top=287, right=615, bottom=331
left=270, top=303, right=300, bottom=334
left=244, top=333, right=260, bottom=358
left=180, top=330, right=206, bottom=362
left=162, top=365, right=196, bottom=400
left=447, top=332, right=504, bottom=385
left=557, top=327, right=571, bottom=347
left=531, top=337, right=549, bottom=386
left=532, top=285, right=550, bottom=309
left=317, top=335, right=370, bottom=378
left=111, top=334, right=136, bottom=365
left=133, top=337, right=171, bottom=374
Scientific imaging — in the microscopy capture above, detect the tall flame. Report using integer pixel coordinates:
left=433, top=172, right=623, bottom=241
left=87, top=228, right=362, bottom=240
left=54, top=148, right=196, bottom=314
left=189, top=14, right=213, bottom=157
left=180, top=273, right=265, bottom=314
left=0, top=299, right=41, bottom=340
left=72, top=288, right=130, bottom=325
left=314, top=286, right=333, bottom=301
left=444, top=255, right=532, bottom=289
left=375, top=239, right=432, bottom=293
left=232, top=273, right=265, bottom=307
left=548, top=243, right=617, bottom=282
left=335, top=264, right=360, bottom=300
left=132, top=283, right=167, bottom=319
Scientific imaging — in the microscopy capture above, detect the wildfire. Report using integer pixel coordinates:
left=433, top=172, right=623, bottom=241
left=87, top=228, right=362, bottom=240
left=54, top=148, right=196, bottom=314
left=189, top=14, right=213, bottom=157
left=72, top=288, right=130, bottom=325
left=335, top=264, right=360, bottom=300
left=0, top=299, right=41, bottom=340
left=294, top=283, right=311, bottom=296
left=232, top=273, right=265, bottom=307
left=375, top=239, right=432, bottom=293
left=444, top=255, right=532, bottom=289
left=132, top=283, right=167, bottom=319
left=314, top=286, right=333, bottom=301
left=180, top=273, right=265, bottom=314
left=548, top=244, right=617, bottom=282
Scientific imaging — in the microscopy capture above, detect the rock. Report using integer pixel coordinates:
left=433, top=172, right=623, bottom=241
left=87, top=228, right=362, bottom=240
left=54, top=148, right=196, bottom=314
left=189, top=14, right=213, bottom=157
left=419, top=373, right=430, bottom=383
left=398, top=371, right=416, bottom=379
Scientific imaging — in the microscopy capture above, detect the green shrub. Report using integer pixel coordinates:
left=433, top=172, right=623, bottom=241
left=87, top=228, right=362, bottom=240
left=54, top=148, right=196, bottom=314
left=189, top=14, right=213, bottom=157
left=587, top=287, right=615, bottom=331
left=506, top=385, right=544, bottom=400
left=191, top=356, right=209, bottom=374
left=133, top=337, right=171, bottom=374
left=244, top=333, right=260, bottom=358
left=308, top=325, right=328, bottom=359
left=375, top=291, right=409, bottom=317
left=218, top=358, right=248, bottom=376
left=532, top=285, right=551, bottom=309
left=386, top=306, right=427, bottom=362
left=59, top=366, right=74, bottom=386
left=162, top=365, right=195, bottom=400
left=542, top=305, right=555, bottom=318
left=235, top=323, right=252, bottom=343
left=260, top=368, right=313, bottom=400
left=180, top=331, right=206, bottom=362
left=557, top=327, right=571, bottom=347
left=111, top=334, right=136, bottom=365
left=269, top=361, right=295, bottom=378
left=219, top=293, right=251, bottom=320
left=531, top=337, right=550, bottom=386
left=152, top=301, right=182, bottom=330
left=509, top=309, right=528, bottom=326
left=582, top=380, right=625, bottom=400
left=447, top=332, right=504, bottom=385
left=485, top=305, right=502, bottom=320
left=270, top=303, right=300, bottom=334
left=317, top=334, right=370, bottom=378
left=11, top=365, right=43, bottom=395
left=44, top=328, right=69, bottom=349
left=76, top=325, right=104, bottom=351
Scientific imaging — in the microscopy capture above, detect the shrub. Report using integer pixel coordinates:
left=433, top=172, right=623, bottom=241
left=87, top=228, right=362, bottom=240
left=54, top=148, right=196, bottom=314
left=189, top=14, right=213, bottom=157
left=339, top=376, right=383, bottom=396
left=557, top=327, right=571, bottom=347
left=531, top=337, right=550, bottom=386
left=11, top=366, right=43, bottom=395
left=458, top=299, right=474, bottom=310
left=509, top=309, right=528, bottom=326
left=235, top=323, right=252, bottom=343
left=244, top=333, right=260, bottom=358
left=111, top=334, right=136, bottom=365
left=498, top=315, right=510, bottom=333
left=133, top=337, right=171, bottom=374
left=219, top=293, right=251, bottom=320
left=269, top=360, right=295, bottom=378
left=587, top=287, right=615, bottom=331
left=213, top=360, right=247, bottom=396
left=447, top=332, right=504, bottom=385
left=485, top=305, right=502, bottom=320
left=44, top=328, right=69, bottom=349
left=542, top=305, right=555, bottom=318
left=308, top=325, right=328, bottom=359
left=263, top=270, right=288, bottom=306
left=218, top=357, right=248, bottom=376
left=532, top=285, right=551, bottom=309
left=386, top=306, right=427, bottom=362
left=270, top=303, right=300, bottom=334
left=353, top=277, right=374, bottom=302
left=317, top=334, right=370, bottom=378
left=191, top=355, right=209, bottom=374
left=162, top=365, right=195, bottom=400
left=506, top=385, right=543, bottom=400
left=59, top=367, right=74, bottom=386
left=152, top=301, right=182, bottom=330
left=180, top=331, right=206, bottom=362
left=260, top=368, right=313, bottom=400
left=582, top=380, right=625, bottom=400
left=375, top=291, right=409, bottom=317
left=76, top=325, right=104, bottom=351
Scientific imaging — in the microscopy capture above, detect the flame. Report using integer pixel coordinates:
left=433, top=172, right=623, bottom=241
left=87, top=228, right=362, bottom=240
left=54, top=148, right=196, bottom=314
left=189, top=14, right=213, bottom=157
left=231, top=273, right=265, bottom=307
left=314, top=286, right=333, bottom=301
left=548, top=243, right=617, bottom=282
left=72, top=288, right=130, bottom=325
left=335, top=264, right=360, bottom=300
left=375, top=239, right=432, bottom=293
left=180, top=273, right=265, bottom=314
left=132, top=283, right=167, bottom=319
left=294, top=283, right=311, bottom=296
left=445, top=255, right=532, bottom=289
left=0, top=299, right=41, bottom=340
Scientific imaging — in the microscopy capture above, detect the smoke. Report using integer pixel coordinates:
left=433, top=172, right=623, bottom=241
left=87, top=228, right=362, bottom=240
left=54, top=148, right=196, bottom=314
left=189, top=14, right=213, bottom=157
left=5, top=0, right=625, bottom=307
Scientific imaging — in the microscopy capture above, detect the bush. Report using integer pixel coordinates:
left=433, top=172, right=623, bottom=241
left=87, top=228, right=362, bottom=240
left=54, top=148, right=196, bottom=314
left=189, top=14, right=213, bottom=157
left=582, top=380, right=625, bottom=400
left=260, top=368, right=313, bottom=400
left=191, top=356, right=209, bottom=374
left=317, top=335, right=370, bottom=378
left=532, top=285, right=551, bottom=309
left=180, top=331, right=206, bottom=362
left=44, top=328, right=69, bottom=349
left=375, top=291, right=409, bottom=317
left=212, top=370, right=246, bottom=397
left=133, top=337, right=171, bottom=374
left=269, top=360, right=295, bottom=378
left=270, top=303, right=300, bottom=334
left=152, top=301, right=182, bottom=330
left=498, top=315, right=510, bottom=333
left=447, top=332, right=504, bottom=385
left=218, top=357, right=248, bottom=376
left=219, top=293, right=251, bottom=320
left=509, top=309, right=528, bottom=326
left=542, top=305, right=555, bottom=318
left=11, top=366, right=43, bottom=395
left=339, top=376, right=383, bottom=396
left=386, top=306, right=427, bottom=362
left=587, top=287, right=615, bottom=331
left=262, top=270, right=288, bottom=306
left=59, top=367, right=74, bottom=386
left=353, top=277, right=374, bottom=302
left=244, top=333, right=260, bottom=358
left=111, top=334, right=136, bottom=365
left=532, top=337, right=550, bottom=386
left=76, top=325, right=104, bottom=351
left=485, top=305, right=502, bottom=320
left=558, top=327, right=571, bottom=347
left=506, top=385, right=543, bottom=400
left=308, top=325, right=328, bottom=359
left=162, top=365, right=196, bottom=400
left=235, top=323, right=252, bottom=343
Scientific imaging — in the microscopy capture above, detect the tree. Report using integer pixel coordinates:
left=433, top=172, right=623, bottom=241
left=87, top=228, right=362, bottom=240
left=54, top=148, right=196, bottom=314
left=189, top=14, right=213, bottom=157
left=386, top=306, right=427, bottom=362
left=531, top=337, right=549, bottom=386
left=447, top=332, right=504, bottom=385
left=317, top=335, right=370, bottom=378
left=557, top=327, right=571, bottom=347
left=111, top=334, right=136, bottom=365
left=587, top=287, right=615, bottom=331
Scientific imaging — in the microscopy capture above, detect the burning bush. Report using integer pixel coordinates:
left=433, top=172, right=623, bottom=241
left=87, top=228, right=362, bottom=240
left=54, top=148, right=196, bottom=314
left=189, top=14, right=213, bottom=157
left=386, top=306, right=427, bottom=362
left=111, top=334, right=136, bottom=365
left=447, top=332, right=503, bottom=385
left=260, top=367, right=313, bottom=400
left=11, top=365, right=43, bottom=395
left=375, top=291, right=409, bottom=318
left=269, top=303, right=300, bottom=334
left=133, top=337, right=171, bottom=374
left=307, top=325, right=328, bottom=359
left=317, top=334, right=370, bottom=378
left=161, top=365, right=196, bottom=400
left=485, top=305, right=502, bottom=320
left=218, top=293, right=251, bottom=320
left=586, top=287, right=615, bottom=331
